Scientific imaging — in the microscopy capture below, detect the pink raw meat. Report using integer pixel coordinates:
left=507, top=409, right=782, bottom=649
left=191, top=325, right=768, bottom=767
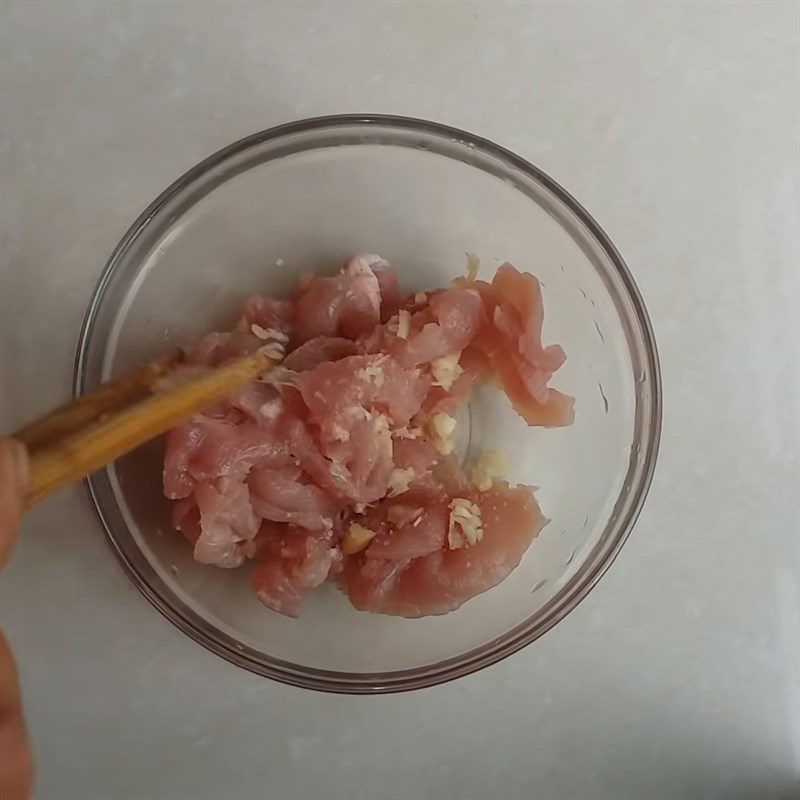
left=250, top=523, right=341, bottom=616
left=345, top=482, right=546, bottom=616
left=292, top=258, right=382, bottom=343
left=192, top=478, right=260, bottom=568
left=248, top=466, right=342, bottom=531
left=397, top=287, right=484, bottom=367
left=241, top=295, right=294, bottom=338
left=365, top=497, right=449, bottom=562
left=459, top=264, right=574, bottom=427
left=282, top=336, right=359, bottom=371
left=391, top=437, right=440, bottom=478
left=162, top=254, right=571, bottom=617
left=163, top=416, right=293, bottom=499
left=292, top=354, right=429, bottom=434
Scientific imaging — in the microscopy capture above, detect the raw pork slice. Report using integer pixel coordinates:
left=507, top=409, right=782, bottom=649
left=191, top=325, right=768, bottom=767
left=394, top=287, right=484, bottom=367
left=192, top=478, right=260, bottom=568
left=345, top=482, right=546, bottom=616
left=161, top=254, right=571, bottom=617
left=459, top=264, right=574, bottom=427
left=163, top=416, right=292, bottom=499
left=250, top=523, right=341, bottom=616
left=248, top=466, right=342, bottom=531
left=292, top=257, right=382, bottom=343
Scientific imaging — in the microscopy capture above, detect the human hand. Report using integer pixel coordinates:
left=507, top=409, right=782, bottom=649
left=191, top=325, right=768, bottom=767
left=0, top=437, right=33, bottom=799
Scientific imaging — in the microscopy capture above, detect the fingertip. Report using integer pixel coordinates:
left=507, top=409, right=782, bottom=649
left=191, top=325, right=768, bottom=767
left=6, top=438, right=29, bottom=494
left=0, top=437, right=26, bottom=486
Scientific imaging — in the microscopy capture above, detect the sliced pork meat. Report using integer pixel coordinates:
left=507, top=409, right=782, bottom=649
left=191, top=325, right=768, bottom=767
left=282, top=336, right=359, bottom=372
left=248, top=466, right=342, bottom=531
left=250, top=523, right=341, bottom=616
left=344, top=254, right=403, bottom=321
left=392, top=287, right=484, bottom=367
left=458, top=264, right=574, bottom=427
left=163, top=415, right=293, bottom=499
left=241, top=294, right=294, bottom=340
left=292, top=257, right=383, bottom=343
left=344, top=482, right=546, bottom=616
left=161, top=254, right=571, bottom=615
left=192, top=478, right=260, bottom=568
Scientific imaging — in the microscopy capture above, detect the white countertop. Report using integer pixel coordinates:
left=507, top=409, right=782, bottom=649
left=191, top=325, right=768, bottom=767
left=1, top=2, right=798, bottom=799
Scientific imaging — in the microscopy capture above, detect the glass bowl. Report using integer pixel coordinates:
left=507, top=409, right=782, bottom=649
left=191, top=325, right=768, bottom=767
left=76, top=115, right=661, bottom=693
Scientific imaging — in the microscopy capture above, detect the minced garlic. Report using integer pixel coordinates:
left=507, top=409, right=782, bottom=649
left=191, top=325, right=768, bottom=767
left=342, top=522, right=378, bottom=554
left=258, top=342, right=285, bottom=361
left=470, top=449, right=511, bottom=492
left=396, top=309, right=411, bottom=339
left=431, top=352, right=463, bottom=391
left=465, top=252, right=480, bottom=281
left=428, top=412, right=457, bottom=455
left=447, top=498, right=484, bottom=549
left=359, top=364, right=384, bottom=387
left=258, top=398, right=282, bottom=422
left=251, top=324, right=289, bottom=343
left=329, top=459, right=350, bottom=483
left=387, top=467, right=415, bottom=497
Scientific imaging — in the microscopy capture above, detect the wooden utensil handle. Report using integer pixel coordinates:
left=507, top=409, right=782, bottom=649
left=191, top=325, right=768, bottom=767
left=14, top=352, right=181, bottom=453
left=16, top=350, right=277, bottom=509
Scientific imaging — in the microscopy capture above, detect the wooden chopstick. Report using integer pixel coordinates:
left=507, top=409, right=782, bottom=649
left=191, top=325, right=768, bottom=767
left=14, top=351, right=181, bottom=453
left=15, top=350, right=278, bottom=509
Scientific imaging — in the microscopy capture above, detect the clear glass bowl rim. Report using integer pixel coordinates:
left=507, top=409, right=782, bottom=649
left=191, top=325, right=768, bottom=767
left=75, top=114, right=662, bottom=694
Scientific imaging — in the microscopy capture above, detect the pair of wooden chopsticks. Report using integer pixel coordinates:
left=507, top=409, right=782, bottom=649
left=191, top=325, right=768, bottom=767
left=12, top=350, right=278, bottom=509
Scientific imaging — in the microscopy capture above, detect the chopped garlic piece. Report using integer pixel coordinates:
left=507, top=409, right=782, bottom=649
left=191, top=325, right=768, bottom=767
left=470, top=449, right=511, bottom=492
left=431, top=352, right=464, bottom=391
left=251, top=324, right=289, bottom=343
left=465, top=252, right=480, bottom=281
left=396, top=309, right=411, bottom=339
left=258, top=342, right=285, bottom=361
left=372, top=413, right=394, bottom=464
left=414, top=291, right=428, bottom=304
left=387, top=467, right=415, bottom=497
left=342, top=522, right=378, bottom=554
left=353, top=502, right=367, bottom=514
left=258, top=398, right=282, bottom=421
left=329, top=459, right=350, bottom=483
left=428, top=412, right=457, bottom=455
left=330, top=423, right=350, bottom=442
left=447, top=498, right=484, bottom=549
left=359, top=364, right=384, bottom=387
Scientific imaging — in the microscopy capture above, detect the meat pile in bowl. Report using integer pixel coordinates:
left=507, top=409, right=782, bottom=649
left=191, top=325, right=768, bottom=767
left=162, top=254, right=573, bottom=617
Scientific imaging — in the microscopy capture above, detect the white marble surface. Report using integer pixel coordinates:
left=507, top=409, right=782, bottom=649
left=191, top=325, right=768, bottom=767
left=1, top=2, right=798, bottom=799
